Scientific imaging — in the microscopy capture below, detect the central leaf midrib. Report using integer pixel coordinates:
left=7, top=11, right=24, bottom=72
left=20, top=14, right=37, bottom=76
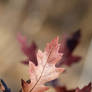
left=30, top=48, right=53, bottom=92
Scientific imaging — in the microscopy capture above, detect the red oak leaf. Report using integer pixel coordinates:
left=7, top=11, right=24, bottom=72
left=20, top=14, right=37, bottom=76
left=17, top=33, right=38, bottom=65
left=54, top=83, right=92, bottom=92
left=21, top=37, right=64, bottom=92
left=56, top=29, right=81, bottom=67
left=76, top=83, right=92, bottom=92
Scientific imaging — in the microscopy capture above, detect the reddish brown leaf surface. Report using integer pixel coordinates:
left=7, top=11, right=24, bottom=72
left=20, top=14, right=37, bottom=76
left=54, top=83, right=92, bottom=92
left=76, top=83, right=92, bottom=92
left=18, top=30, right=81, bottom=67
left=21, top=37, right=64, bottom=92
left=47, top=30, right=81, bottom=87
left=56, top=30, right=81, bottom=67
left=17, top=33, right=38, bottom=65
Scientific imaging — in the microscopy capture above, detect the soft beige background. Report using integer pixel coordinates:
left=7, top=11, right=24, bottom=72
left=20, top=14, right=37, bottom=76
left=0, top=0, right=92, bottom=92
left=78, top=40, right=92, bottom=88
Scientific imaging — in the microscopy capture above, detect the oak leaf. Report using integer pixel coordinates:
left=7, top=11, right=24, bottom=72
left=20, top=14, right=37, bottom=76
left=17, top=33, right=37, bottom=65
left=21, top=37, right=64, bottom=92
left=56, top=29, right=81, bottom=67
left=76, top=83, right=92, bottom=92
left=54, top=83, right=92, bottom=92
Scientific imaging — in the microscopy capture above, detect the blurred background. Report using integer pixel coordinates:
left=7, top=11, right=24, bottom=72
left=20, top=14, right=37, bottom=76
left=0, top=0, right=92, bottom=92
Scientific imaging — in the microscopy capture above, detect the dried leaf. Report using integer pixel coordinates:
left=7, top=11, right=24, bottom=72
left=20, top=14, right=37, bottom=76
left=54, top=83, right=92, bottom=92
left=76, top=83, right=92, bottom=92
left=47, top=30, right=81, bottom=87
left=56, top=29, right=81, bottom=67
left=22, top=37, right=64, bottom=92
left=17, top=33, right=38, bottom=65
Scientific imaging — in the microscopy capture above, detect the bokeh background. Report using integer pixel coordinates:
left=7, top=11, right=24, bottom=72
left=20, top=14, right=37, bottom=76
left=0, top=0, right=92, bottom=92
